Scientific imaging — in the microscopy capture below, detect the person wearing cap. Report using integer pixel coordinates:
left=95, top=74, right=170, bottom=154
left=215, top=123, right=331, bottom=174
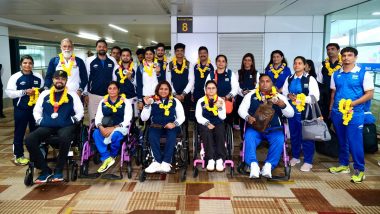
left=6, top=55, right=44, bottom=165
left=25, top=70, right=84, bottom=183
left=44, top=38, right=88, bottom=96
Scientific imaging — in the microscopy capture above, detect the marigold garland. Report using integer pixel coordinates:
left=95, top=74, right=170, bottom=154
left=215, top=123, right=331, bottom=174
left=49, top=86, right=69, bottom=107
left=158, top=96, right=174, bottom=116
left=118, top=61, right=134, bottom=83
left=143, top=58, right=158, bottom=77
left=269, top=63, right=286, bottom=79
left=27, top=88, right=39, bottom=106
left=338, top=99, right=353, bottom=125
left=59, top=53, right=75, bottom=76
left=172, top=57, right=186, bottom=74
left=325, top=54, right=342, bottom=76
left=204, top=95, right=218, bottom=116
left=292, top=93, right=306, bottom=112
left=103, top=94, right=126, bottom=113
left=197, top=58, right=211, bottom=78
left=156, top=55, right=167, bottom=71
left=255, top=86, right=277, bottom=101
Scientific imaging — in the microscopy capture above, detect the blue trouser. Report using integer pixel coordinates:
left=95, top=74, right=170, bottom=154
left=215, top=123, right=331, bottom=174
left=93, top=129, right=124, bottom=162
left=14, top=108, right=36, bottom=158
left=288, top=112, right=315, bottom=164
left=244, top=127, right=284, bottom=169
left=148, top=127, right=179, bottom=163
left=331, top=111, right=365, bottom=171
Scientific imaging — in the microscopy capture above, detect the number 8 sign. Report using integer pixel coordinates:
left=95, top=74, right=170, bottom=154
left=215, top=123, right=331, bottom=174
left=177, top=17, right=193, bottom=33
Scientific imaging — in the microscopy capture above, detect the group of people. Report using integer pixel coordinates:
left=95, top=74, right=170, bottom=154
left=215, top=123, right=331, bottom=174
left=5, top=37, right=374, bottom=184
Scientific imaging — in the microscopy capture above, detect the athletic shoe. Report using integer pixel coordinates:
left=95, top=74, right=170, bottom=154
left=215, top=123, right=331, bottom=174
left=329, top=165, right=350, bottom=174
left=261, top=162, right=272, bottom=178
left=289, top=158, right=300, bottom=167
left=300, top=163, right=313, bottom=172
left=97, top=157, right=115, bottom=173
left=207, top=159, right=215, bottom=171
left=250, top=162, right=260, bottom=178
left=351, top=170, right=365, bottom=183
left=145, top=161, right=161, bottom=173
left=216, top=159, right=224, bottom=172
left=51, top=171, right=64, bottom=182
left=15, top=157, right=29, bottom=166
left=160, top=162, right=172, bottom=173
left=35, top=171, right=53, bottom=184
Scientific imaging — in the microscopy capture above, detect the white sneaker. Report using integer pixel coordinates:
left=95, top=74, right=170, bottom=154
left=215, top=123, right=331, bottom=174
left=250, top=162, right=260, bottom=178
left=160, top=162, right=172, bottom=173
left=261, top=162, right=272, bottom=178
left=300, top=163, right=313, bottom=172
left=207, top=159, right=215, bottom=171
left=290, top=158, right=300, bottom=167
left=145, top=161, right=161, bottom=173
left=216, top=159, right=224, bottom=172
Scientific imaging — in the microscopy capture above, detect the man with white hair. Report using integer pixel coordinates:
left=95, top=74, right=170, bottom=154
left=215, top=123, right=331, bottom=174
left=44, top=38, right=88, bottom=96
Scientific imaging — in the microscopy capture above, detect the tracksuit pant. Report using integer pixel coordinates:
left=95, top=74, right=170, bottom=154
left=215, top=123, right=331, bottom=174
left=199, top=123, right=226, bottom=161
left=14, top=108, right=36, bottom=158
left=93, top=129, right=124, bottom=162
left=148, top=127, right=179, bottom=163
left=244, top=127, right=284, bottom=169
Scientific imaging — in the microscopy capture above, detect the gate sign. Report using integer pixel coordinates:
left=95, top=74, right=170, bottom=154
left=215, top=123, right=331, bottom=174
left=177, top=17, right=193, bottom=33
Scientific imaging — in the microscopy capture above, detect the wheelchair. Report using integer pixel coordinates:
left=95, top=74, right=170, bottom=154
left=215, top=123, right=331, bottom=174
left=139, top=122, right=189, bottom=182
left=24, top=122, right=84, bottom=186
left=236, top=120, right=291, bottom=181
left=192, top=122, right=235, bottom=178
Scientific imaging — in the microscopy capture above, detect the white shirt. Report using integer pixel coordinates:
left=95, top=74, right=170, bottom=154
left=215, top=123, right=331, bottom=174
left=94, top=98, right=133, bottom=128
left=330, top=65, right=374, bottom=91
left=282, top=73, right=320, bottom=104
left=195, top=96, right=226, bottom=126
left=205, top=68, right=239, bottom=97
left=166, top=61, right=195, bottom=95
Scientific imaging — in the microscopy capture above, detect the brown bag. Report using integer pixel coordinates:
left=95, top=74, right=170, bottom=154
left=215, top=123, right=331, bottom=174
left=252, top=102, right=275, bottom=132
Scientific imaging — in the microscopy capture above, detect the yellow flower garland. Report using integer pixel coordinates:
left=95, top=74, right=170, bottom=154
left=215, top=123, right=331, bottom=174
left=269, top=63, right=286, bottom=79
left=143, top=58, right=158, bottom=77
left=103, top=94, right=126, bottom=113
left=59, top=53, right=75, bottom=76
left=204, top=95, right=218, bottom=116
left=49, top=86, right=69, bottom=107
left=118, top=61, right=134, bottom=83
left=338, top=99, right=353, bottom=125
left=158, top=96, right=174, bottom=116
left=197, top=58, right=211, bottom=78
left=172, top=57, right=186, bottom=74
left=255, top=86, right=277, bottom=101
left=155, top=55, right=167, bottom=71
left=325, top=54, right=342, bottom=76
left=27, top=88, right=39, bottom=106
left=292, top=93, right=306, bottom=112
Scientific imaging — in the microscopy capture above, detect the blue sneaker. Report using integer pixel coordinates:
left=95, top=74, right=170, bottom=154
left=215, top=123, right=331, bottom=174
left=51, top=170, right=64, bottom=182
left=35, top=171, right=53, bottom=184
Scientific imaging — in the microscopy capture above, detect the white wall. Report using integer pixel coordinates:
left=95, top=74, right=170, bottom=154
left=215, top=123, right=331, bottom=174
left=0, top=26, right=11, bottom=98
left=171, top=15, right=324, bottom=73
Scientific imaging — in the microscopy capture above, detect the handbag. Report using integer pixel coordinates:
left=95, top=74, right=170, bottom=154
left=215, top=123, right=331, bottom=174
left=301, top=95, right=331, bottom=141
left=101, top=116, right=115, bottom=127
left=225, top=98, right=234, bottom=114
left=252, top=102, right=275, bottom=132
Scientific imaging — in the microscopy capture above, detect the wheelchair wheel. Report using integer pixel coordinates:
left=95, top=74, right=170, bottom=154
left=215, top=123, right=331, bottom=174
left=180, top=167, right=187, bottom=182
left=225, top=124, right=234, bottom=159
left=135, top=145, right=142, bottom=166
left=71, top=162, right=78, bottom=181
left=193, top=166, right=199, bottom=178
left=284, top=166, right=291, bottom=180
left=127, top=161, right=133, bottom=179
left=80, top=161, right=89, bottom=176
left=139, top=171, right=146, bottom=182
left=93, top=152, right=101, bottom=165
left=24, top=163, right=34, bottom=186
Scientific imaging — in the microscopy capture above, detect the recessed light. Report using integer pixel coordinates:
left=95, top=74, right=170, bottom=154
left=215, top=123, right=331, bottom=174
left=137, top=45, right=143, bottom=48
left=372, top=12, right=380, bottom=16
left=77, top=33, right=100, bottom=41
left=151, top=40, right=158, bottom=44
left=108, top=24, right=128, bottom=33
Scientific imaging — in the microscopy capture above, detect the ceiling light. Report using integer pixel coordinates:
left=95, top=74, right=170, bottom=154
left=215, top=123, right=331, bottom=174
left=108, top=24, right=128, bottom=33
left=372, top=12, right=380, bottom=16
left=151, top=40, right=158, bottom=44
left=105, top=37, right=115, bottom=43
left=77, top=33, right=100, bottom=41
left=137, top=45, right=143, bottom=49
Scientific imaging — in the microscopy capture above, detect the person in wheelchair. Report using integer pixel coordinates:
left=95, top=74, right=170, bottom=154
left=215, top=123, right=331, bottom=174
left=195, top=80, right=226, bottom=171
left=26, top=70, right=84, bottom=183
left=93, top=81, right=133, bottom=173
left=141, top=81, right=185, bottom=173
left=238, top=74, right=294, bottom=178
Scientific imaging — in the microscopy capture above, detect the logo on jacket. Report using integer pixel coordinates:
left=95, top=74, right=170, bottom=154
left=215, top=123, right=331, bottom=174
left=20, top=81, right=26, bottom=85
left=34, top=80, right=39, bottom=84
left=93, top=64, right=98, bottom=68
left=352, top=74, right=359, bottom=80
left=108, top=64, right=112, bottom=67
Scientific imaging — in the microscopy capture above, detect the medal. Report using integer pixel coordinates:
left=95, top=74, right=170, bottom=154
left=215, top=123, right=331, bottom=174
left=51, top=112, right=58, bottom=119
left=123, top=69, right=128, bottom=75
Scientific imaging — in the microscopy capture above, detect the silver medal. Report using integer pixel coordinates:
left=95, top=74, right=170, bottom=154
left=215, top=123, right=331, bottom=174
left=123, top=69, right=128, bottom=75
left=51, top=113, right=58, bottom=119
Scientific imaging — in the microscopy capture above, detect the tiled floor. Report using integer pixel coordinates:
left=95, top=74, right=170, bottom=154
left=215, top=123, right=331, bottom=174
left=0, top=108, right=380, bottom=214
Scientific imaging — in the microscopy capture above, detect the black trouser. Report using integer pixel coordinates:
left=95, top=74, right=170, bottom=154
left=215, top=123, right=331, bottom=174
left=14, top=108, right=36, bottom=158
left=199, top=123, right=226, bottom=161
left=318, top=84, right=332, bottom=128
left=25, top=125, right=76, bottom=173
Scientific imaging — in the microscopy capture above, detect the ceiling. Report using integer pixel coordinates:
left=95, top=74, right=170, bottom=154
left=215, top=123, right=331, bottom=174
left=0, top=0, right=370, bottom=49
